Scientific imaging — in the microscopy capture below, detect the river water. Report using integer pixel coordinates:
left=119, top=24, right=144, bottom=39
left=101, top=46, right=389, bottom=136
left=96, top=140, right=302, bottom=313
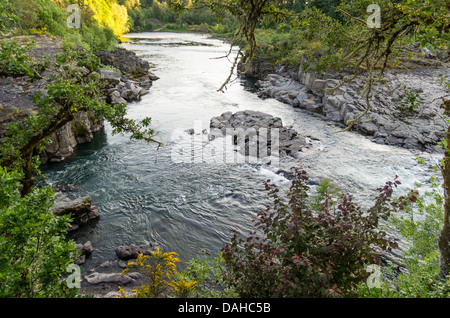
left=42, top=32, right=442, bottom=271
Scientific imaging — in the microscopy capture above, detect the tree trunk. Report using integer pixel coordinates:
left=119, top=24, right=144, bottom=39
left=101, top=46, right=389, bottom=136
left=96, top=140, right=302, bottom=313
left=439, top=127, right=450, bottom=279
left=20, top=150, right=34, bottom=197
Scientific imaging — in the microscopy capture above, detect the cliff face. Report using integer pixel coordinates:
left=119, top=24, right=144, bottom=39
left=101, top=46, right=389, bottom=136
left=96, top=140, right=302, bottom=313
left=42, top=112, right=104, bottom=163
left=0, top=36, right=157, bottom=164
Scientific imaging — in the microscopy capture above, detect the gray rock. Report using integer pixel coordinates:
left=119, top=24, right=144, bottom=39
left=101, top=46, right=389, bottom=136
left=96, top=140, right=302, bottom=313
left=111, top=96, right=127, bottom=105
left=206, top=110, right=311, bottom=160
left=52, top=194, right=100, bottom=231
left=99, top=69, right=121, bottom=84
left=84, top=272, right=135, bottom=285
left=115, top=243, right=154, bottom=260
left=252, top=63, right=449, bottom=152
left=96, top=48, right=150, bottom=78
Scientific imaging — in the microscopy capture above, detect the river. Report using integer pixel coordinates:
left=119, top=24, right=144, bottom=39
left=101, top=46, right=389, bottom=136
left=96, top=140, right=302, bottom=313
left=42, top=32, right=442, bottom=271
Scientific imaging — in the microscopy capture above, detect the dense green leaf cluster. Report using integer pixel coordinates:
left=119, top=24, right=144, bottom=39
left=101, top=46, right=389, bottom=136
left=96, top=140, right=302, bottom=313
left=358, top=182, right=450, bottom=297
left=4, top=0, right=121, bottom=51
left=0, top=167, right=78, bottom=297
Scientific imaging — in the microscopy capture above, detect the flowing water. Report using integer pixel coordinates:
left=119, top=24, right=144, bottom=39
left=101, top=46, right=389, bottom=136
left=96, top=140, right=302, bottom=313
left=42, top=32, right=442, bottom=271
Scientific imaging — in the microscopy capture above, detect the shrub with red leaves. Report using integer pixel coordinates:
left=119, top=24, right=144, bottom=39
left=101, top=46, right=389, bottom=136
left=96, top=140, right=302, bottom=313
left=222, top=166, right=418, bottom=297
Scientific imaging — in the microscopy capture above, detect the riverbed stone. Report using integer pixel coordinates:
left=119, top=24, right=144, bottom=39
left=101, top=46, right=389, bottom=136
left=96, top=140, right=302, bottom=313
left=96, top=47, right=151, bottom=78
left=207, top=110, right=311, bottom=160
left=52, top=194, right=100, bottom=231
left=115, top=243, right=155, bottom=260
left=84, top=272, right=136, bottom=285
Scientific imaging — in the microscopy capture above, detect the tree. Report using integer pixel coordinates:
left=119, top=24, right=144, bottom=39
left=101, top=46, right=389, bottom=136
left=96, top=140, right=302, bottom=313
left=0, top=166, right=78, bottom=297
left=0, top=42, right=162, bottom=196
left=117, top=249, right=197, bottom=298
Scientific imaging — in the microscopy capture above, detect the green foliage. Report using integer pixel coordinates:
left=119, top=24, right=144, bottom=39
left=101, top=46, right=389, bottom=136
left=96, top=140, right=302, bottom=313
left=85, top=0, right=130, bottom=36
left=0, top=40, right=35, bottom=77
left=0, top=39, right=49, bottom=79
left=0, top=166, right=78, bottom=297
left=181, top=252, right=238, bottom=298
left=5, top=0, right=119, bottom=52
left=221, top=166, right=415, bottom=297
left=118, top=249, right=197, bottom=298
left=358, top=184, right=450, bottom=298
left=0, top=0, right=17, bottom=32
left=310, top=178, right=342, bottom=211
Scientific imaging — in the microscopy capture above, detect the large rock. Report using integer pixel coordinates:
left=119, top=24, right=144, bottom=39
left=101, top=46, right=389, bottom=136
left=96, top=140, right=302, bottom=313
left=96, top=48, right=151, bottom=78
left=75, top=241, right=94, bottom=265
left=243, top=42, right=449, bottom=152
left=84, top=271, right=141, bottom=285
left=42, top=112, right=103, bottom=163
left=52, top=194, right=100, bottom=231
left=115, top=243, right=155, bottom=261
left=208, top=110, right=310, bottom=159
left=0, top=36, right=159, bottom=166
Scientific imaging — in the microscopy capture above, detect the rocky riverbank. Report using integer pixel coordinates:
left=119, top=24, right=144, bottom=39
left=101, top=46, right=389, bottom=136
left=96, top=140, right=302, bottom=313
left=0, top=36, right=159, bottom=164
left=79, top=243, right=160, bottom=298
left=240, top=45, right=450, bottom=153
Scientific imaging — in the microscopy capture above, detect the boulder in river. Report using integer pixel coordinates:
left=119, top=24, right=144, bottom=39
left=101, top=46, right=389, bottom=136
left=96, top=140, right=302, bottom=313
left=52, top=193, right=100, bottom=232
left=115, top=243, right=156, bottom=261
left=75, top=241, right=94, bottom=265
left=208, top=110, right=312, bottom=159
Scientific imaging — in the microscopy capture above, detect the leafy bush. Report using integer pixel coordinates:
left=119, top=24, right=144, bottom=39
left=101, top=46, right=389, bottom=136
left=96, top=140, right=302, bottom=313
left=0, top=167, right=78, bottom=297
left=221, top=166, right=417, bottom=297
left=117, top=249, right=197, bottom=298
left=358, top=182, right=450, bottom=298
left=0, top=40, right=34, bottom=77
left=181, top=252, right=238, bottom=298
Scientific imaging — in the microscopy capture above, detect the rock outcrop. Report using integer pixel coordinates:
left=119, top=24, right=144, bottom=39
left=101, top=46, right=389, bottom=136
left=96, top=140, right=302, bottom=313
left=240, top=44, right=449, bottom=152
left=50, top=191, right=99, bottom=266
left=115, top=243, right=155, bottom=261
left=0, top=36, right=158, bottom=164
left=96, top=47, right=159, bottom=105
left=207, top=110, right=312, bottom=160
left=52, top=193, right=100, bottom=232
